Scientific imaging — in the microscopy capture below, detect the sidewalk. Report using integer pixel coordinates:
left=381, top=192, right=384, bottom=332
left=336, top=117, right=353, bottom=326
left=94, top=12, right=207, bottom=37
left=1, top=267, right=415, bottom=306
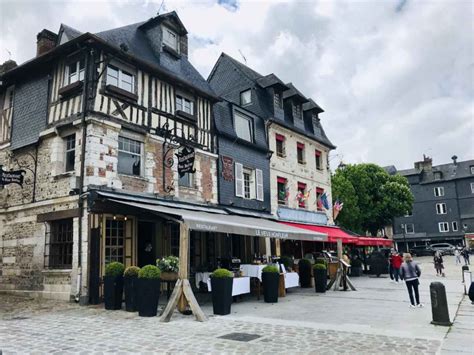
left=440, top=294, right=474, bottom=354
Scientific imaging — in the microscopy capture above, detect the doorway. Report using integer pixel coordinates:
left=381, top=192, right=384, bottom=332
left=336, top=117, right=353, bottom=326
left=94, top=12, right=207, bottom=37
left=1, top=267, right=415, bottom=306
left=137, top=221, right=156, bottom=267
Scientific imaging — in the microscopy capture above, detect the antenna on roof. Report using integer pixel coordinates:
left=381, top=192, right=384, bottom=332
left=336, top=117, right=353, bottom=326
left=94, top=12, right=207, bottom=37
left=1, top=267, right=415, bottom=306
left=157, top=0, right=165, bottom=15
left=238, top=49, right=247, bottom=65
left=5, top=49, right=12, bottom=60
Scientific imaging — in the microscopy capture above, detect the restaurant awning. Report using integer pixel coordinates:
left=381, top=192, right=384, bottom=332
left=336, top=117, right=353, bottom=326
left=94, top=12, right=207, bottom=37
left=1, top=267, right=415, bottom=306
left=355, top=237, right=393, bottom=247
left=108, top=199, right=327, bottom=242
left=279, top=222, right=358, bottom=244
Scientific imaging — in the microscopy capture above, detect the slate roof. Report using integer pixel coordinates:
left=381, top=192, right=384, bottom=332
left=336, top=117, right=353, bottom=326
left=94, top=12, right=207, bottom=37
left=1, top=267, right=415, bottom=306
left=59, top=24, right=82, bottom=42
left=282, top=83, right=307, bottom=103
left=256, top=74, right=288, bottom=90
left=396, top=159, right=474, bottom=182
left=303, top=99, right=324, bottom=113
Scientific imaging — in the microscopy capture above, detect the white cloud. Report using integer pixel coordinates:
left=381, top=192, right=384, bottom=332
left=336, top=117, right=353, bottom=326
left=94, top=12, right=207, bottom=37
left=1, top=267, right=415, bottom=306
left=0, top=0, right=472, bottom=169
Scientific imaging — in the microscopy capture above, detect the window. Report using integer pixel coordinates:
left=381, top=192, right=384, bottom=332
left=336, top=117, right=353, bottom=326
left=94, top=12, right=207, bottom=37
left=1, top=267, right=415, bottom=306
left=277, top=177, right=287, bottom=206
left=470, top=166, right=474, bottom=175
left=118, top=136, right=142, bottom=176
left=298, top=182, right=307, bottom=208
left=65, top=134, right=76, bottom=172
left=240, top=90, right=251, bottom=106
left=234, top=111, right=253, bottom=142
left=106, top=65, right=135, bottom=93
left=297, top=142, right=305, bottom=164
left=404, top=223, right=415, bottom=234
left=179, top=173, right=194, bottom=188
left=243, top=168, right=253, bottom=199
left=315, top=150, right=322, bottom=170
left=3, top=86, right=14, bottom=109
left=434, top=172, right=442, bottom=180
left=452, top=221, right=458, bottom=232
left=65, top=59, right=85, bottom=85
left=163, top=27, right=179, bottom=51
left=105, top=219, right=124, bottom=264
left=436, top=203, right=447, bottom=215
left=438, top=222, right=449, bottom=233
left=293, top=104, right=302, bottom=120
left=316, top=187, right=324, bottom=211
left=471, top=182, right=474, bottom=194
left=434, top=187, right=444, bottom=197
left=275, top=134, right=285, bottom=157
left=47, top=219, right=73, bottom=269
left=274, top=92, right=282, bottom=109
left=235, top=163, right=263, bottom=201
left=176, top=95, right=194, bottom=115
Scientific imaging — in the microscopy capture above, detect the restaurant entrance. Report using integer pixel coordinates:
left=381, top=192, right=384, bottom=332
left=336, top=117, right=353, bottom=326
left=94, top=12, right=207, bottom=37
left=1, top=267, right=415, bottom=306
left=137, top=221, right=156, bottom=267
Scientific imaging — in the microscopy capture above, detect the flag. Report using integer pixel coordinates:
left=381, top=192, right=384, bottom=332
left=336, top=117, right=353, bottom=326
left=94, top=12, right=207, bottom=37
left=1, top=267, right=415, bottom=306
left=316, top=194, right=323, bottom=210
left=333, top=199, right=344, bottom=220
left=321, top=192, right=330, bottom=210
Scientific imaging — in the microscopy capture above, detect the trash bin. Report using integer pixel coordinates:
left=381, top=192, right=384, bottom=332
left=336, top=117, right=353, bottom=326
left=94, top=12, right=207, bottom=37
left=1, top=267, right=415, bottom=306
left=430, top=282, right=452, bottom=326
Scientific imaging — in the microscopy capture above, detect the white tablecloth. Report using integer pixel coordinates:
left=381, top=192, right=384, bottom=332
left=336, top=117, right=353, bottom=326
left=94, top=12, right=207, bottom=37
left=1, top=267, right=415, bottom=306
left=284, top=272, right=300, bottom=288
left=195, top=272, right=211, bottom=288
left=240, top=264, right=267, bottom=281
left=207, top=277, right=251, bottom=296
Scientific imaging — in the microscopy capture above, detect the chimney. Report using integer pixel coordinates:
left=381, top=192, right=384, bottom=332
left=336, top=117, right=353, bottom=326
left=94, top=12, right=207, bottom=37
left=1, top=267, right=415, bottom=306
left=414, top=154, right=432, bottom=171
left=451, top=155, right=458, bottom=165
left=36, top=29, right=58, bottom=57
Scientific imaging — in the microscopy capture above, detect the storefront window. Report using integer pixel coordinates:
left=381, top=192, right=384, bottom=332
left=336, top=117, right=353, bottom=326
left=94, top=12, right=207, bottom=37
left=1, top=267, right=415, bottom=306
left=105, top=219, right=124, bottom=264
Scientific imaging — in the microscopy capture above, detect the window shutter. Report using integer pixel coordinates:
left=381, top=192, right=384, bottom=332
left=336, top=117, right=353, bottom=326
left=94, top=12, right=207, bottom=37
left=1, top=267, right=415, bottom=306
left=256, top=169, right=264, bottom=201
left=235, top=162, right=244, bottom=197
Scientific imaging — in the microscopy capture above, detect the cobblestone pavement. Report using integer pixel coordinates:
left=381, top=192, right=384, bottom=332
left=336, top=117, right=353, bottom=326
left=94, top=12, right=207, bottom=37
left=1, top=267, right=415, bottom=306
left=0, top=256, right=470, bottom=354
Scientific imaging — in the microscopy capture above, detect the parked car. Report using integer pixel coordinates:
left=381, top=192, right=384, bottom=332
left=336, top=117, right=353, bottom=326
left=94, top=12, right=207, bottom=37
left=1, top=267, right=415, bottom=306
left=410, top=245, right=434, bottom=256
left=430, top=243, right=455, bottom=256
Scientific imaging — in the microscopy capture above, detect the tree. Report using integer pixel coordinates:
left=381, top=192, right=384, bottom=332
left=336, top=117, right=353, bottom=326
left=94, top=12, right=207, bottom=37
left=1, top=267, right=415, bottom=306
left=331, top=163, right=414, bottom=236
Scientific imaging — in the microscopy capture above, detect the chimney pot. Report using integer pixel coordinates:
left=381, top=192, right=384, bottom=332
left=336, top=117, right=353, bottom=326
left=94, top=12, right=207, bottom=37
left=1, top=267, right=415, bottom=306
left=36, top=29, right=58, bottom=57
left=451, top=155, right=458, bottom=165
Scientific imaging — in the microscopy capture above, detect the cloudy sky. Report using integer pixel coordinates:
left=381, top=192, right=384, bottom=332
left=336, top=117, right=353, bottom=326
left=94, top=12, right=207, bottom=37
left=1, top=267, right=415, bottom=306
left=1, top=0, right=472, bottom=170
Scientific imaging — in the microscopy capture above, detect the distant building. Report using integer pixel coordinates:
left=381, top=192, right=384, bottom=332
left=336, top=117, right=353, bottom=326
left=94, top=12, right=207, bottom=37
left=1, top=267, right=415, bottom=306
left=389, top=155, right=474, bottom=251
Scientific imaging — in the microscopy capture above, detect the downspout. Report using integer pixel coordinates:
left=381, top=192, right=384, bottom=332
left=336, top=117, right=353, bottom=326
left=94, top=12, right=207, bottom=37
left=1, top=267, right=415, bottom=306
left=75, top=46, right=93, bottom=303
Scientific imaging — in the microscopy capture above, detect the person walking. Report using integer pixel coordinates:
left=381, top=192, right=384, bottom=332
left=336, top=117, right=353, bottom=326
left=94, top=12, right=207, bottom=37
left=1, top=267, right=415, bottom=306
left=454, top=247, right=462, bottom=265
left=461, top=247, right=470, bottom=265
left=400, top=253, right=423, bottom=308
left=390, top=251, right=403, bottom=282
left=388, top=250, right=395, bottom=281
left=433, top=251, right=445, bottom=277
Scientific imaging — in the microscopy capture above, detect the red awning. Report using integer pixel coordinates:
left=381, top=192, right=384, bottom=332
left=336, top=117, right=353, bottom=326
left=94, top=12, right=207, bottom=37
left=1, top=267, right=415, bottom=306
left=356, top=237, right=393, bottom=247
left=279, top=222, right=359, bottom=244
left=276, top=133, right=285, bottom=142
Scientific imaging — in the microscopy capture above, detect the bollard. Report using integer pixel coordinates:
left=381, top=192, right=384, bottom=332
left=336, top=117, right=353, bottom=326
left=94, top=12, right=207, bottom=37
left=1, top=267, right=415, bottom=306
left=462, top=265, right=469, bottom=282
left=430, top=282, right=452, bottom=326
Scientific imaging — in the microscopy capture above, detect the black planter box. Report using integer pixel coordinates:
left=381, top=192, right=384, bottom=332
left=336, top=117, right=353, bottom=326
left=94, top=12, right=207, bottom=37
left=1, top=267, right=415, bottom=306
left=138, top=278, right=161, bottom=317
left=124, top=276, right=139, bottom=312
left=262, top=272, right=279, bottom=303
left=314, top=269, right=327, bottom=293
left=210, top=277, right=233, bottom=315
left=299, top=266, right=312, bottom=288
left=469, top=282, right=474, bottom=303
left=103, top=275, right=123, bottom=310
left=351, top=266, right=363, bottom=277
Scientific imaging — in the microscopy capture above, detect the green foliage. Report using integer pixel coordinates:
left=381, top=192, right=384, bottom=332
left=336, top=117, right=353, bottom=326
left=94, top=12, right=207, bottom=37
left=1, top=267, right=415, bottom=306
left=124, top=266, right=140, bottom=278
left=211, top=268, right=233, bottom=278
left=313, top=263, right=327, bottom=270
left=156, top=256, right=179, bottom=273
left=105, top=262, right=125, bottom=277
left=138, top=265, right=161, bottom=279
left=280, top=256, right=293, bottom=270
left=262, top=265, right=279, bottom=273
left=315, top=258, right=328, bottom=268
left=332, top=163, right=414, bottom=236
left=298, top=258, right=312, bottom=270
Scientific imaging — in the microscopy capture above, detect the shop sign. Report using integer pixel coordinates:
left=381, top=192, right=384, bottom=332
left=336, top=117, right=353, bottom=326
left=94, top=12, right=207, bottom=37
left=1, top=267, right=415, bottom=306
left=0, top=165, right=26, bottom=188
left=221, top=156, right=234, bottom=181
left=176, top=146, right=196, bottom=177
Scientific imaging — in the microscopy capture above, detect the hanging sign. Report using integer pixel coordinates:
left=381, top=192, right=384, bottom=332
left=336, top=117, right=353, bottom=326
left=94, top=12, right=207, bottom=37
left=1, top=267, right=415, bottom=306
left=0, top=165, right=26, bottom=188
left=221, top=156, right=234, bottom=182
left=176, top=146, right=196, bottom=177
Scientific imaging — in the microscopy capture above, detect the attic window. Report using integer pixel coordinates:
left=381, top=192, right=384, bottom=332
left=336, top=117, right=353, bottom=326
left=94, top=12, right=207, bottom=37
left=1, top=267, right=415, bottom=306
left=241, top=90, right=251, bottom=106
left=434, top=171, right=442, bottom=180
left=293, top=104, right=302, bottom=120
left=163, top=27, right=179, bottom=52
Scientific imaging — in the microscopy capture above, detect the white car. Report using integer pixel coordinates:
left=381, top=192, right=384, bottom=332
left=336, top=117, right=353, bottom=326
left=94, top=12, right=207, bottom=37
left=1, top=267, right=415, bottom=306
left=430, top=243, right=455, bottom=256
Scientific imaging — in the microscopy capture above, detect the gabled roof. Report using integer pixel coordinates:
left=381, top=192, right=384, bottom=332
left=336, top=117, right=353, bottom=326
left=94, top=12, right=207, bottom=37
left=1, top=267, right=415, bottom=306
left=283, top=83, right=307, bottom=103
left=138, top=11, right=188, bottom=34
left=303, top=98, right=324, bottom=113
left=256, top=74, right=289, bottom=91
left=57, top=24, right=82, bottom=44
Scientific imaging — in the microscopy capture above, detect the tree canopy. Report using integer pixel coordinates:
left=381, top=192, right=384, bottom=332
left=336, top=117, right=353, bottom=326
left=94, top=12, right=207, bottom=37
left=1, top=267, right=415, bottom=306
left=331, top=163, right=414, bottom=236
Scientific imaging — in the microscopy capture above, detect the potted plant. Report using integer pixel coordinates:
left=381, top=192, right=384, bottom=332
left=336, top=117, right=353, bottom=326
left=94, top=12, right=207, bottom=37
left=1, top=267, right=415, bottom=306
left=313, top=263, right=327, bottom=293
left=156, top=256, right=179, bottom=281
left=351, top=258, right=363, bottom=277
left=262, top=265, right=280, bottom=303
left=137, top=265, right=161, bottom=317
left=123, top=266, right=140, bottom=312
left=210, top=268, right=233, bottom=315
left=280, top=256, right=293, bottom=271
left=298, top=259, right=312, bottom=288
left=103, top=261, right=125, bottom=310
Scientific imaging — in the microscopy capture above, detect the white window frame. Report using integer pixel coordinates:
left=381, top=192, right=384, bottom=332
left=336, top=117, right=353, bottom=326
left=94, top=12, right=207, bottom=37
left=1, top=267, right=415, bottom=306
left=470, top=166, right=474, bottom=175
left=436, top=203, right=447, bottom=215
left=64, top=134, right=76, bottom=172
left=106, top=65, right=135, bottom=94
left=118, top=135, right=143, bottom=176
left=438, top=222, right=449, bottom=233
left=234, top=111, right=253, bottom=142
left=240, top=89, right=252, bottom=106
left=471, top=182, right=474, bottom=194
left=163, top=26, right=179, bottom=52
left=404, top=223, right=415, bottom=234
left=452, top=221, right=458, bottom=232
left=176, top=95, right=194, bottom=115
left=64, top=59, right=85, bottom=86
left=434, top=187, right=444, bottom=197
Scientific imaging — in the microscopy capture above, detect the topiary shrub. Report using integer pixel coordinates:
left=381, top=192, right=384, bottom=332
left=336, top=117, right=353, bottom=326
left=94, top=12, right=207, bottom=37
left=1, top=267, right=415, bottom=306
left=262, top=265, right=279, bottom=273
left=211, top=268, right=233, bottom=278
left=138, top=265, right=161, bottom=279
left=315, top=258, right=328, bottom=268
left=313, top=263, right=327, bottom=270
left=124, top=266, right=140, bottom=278
left=280, top=256, right=293, bottom=270
left=105, top=262, right=125, bottom=278
left=298, top=258, right=312, bottom=288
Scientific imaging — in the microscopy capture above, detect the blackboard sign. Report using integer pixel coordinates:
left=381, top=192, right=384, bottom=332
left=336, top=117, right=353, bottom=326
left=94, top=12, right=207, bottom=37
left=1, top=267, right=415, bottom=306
left=0, top=165, right=26, bottom=187
left=176, top=146, right=196, bottom=177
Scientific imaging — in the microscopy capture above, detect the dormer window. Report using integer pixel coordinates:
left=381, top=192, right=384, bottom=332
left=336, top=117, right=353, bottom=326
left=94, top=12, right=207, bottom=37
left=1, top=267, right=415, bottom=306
left=293, top=104, right=302, bottom=120
left=163, top=27, right=179, bottom=52
left=274, top=92, right=282, bottom=109
left=434, top=171, right=442, bottom=181
left=241, top=89, right=252, bottom=106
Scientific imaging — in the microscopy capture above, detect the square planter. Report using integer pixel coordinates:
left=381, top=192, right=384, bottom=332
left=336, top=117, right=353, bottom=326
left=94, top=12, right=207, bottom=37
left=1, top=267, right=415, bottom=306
left=124, top=276, right=139, bottom=312
left=210, top=277, right=233, bottom=315
left=103, top=275, right=123, bottom=310
left=314, top=269, right=327, bottom=293
left=138, top=278, right=161, bottom=317
left=262, top=272, right=279, bottom=303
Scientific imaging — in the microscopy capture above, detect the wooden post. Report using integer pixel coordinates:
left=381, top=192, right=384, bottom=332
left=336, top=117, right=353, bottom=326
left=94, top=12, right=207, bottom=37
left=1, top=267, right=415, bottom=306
left=159, top=222, right=207, bottom=322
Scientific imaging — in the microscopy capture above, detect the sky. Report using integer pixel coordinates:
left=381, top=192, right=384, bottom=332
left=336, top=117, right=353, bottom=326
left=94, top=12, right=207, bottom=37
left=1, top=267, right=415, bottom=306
left=0, top=0, right=472, bottom=170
